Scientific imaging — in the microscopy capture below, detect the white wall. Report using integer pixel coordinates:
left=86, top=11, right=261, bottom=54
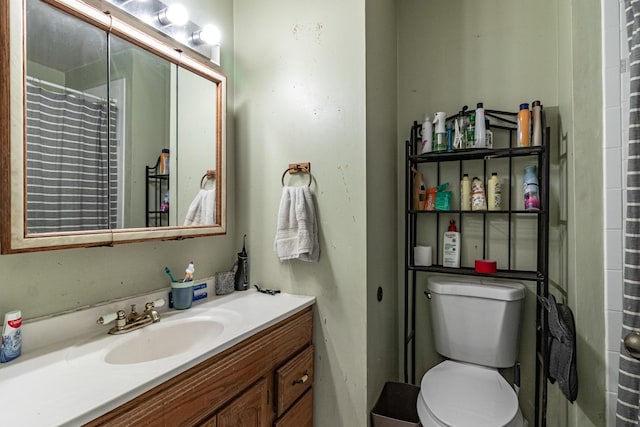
left=602, top=0, right=629, bottom=425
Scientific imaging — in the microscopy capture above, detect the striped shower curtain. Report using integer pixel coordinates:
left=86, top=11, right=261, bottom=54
left=25, top=84, right=118, bottom=233
left=617, top=1, right=640, bottom=425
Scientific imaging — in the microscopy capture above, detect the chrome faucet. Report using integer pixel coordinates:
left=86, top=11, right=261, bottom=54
left=97, top=298, right=165, bottom=335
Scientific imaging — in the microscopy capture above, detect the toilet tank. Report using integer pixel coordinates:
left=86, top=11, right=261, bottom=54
left=427, top=276, right=526, bottom=368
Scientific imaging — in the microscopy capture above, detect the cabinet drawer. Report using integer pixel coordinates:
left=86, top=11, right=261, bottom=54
left=274, top=389, right=313, bottom=427
left=275, top=345, right=314, bottom=416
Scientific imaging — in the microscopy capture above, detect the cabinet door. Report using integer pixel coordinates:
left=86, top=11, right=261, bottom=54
left=217, top=378, right=269, bottom=427
left=274, top=389, right=313, bottom=427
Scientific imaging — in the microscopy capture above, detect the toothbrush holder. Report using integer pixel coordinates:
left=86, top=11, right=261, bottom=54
left=171, top=280, right=193, bottom=310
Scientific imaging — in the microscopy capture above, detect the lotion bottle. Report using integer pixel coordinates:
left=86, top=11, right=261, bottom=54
left=443, top=219, right=461, bottom=268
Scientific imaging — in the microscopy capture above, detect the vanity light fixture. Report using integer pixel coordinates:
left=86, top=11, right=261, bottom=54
left=189, top=25, right=221, bottom=46
left=157, top=3, right=189, bottom=26
left=106, top=0, right=221, bottom=64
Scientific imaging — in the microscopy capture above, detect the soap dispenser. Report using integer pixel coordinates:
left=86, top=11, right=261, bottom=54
left=235, top=235, right=249, bottom=291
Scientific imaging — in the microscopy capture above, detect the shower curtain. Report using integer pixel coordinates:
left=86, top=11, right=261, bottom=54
left=617, top=1, right=640, bottom=425
left=25, top=83, right=119, bottom=233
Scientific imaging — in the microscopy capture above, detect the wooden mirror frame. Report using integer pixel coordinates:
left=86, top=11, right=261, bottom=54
left=0, top=0, right=227, bottom=253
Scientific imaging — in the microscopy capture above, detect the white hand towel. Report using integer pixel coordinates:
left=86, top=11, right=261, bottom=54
left=183, top=188, right=216, bottom=226
left=274, top=186, right=319, bottom=262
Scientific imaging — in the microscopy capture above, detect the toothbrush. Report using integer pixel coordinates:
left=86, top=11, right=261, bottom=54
left=164, top=267, right=177, bottom=282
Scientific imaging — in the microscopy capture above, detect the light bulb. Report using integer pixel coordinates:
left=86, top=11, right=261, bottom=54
left=157, top=3, right=189, bottom=26
left=190, top=25, right=221, bottom=46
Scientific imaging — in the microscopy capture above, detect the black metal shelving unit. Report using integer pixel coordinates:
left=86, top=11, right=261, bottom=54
left=145, top=156, right=170, bottom=227
left=403, top=110, right=550, bottom=427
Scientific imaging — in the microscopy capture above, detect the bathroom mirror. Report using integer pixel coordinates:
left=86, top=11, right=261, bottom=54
left=0, top=0, right=227, bottom=253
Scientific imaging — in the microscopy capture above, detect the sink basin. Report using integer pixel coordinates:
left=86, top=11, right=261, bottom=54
left=104, top=319, right=225, bottom=365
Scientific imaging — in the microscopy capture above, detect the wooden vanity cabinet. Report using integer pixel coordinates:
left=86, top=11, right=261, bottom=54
left=84, top=306, right=314, bottom=427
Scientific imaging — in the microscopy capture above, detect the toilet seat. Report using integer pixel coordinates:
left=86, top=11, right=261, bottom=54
left=418, top=360, right=522, bottom=427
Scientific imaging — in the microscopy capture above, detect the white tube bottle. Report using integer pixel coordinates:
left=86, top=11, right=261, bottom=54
left=421, top=115, right=433, bottom=154
left=460, top=174, right=471, bottom=210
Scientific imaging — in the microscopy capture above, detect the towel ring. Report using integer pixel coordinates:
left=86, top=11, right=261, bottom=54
left=200, top=170, right=216, bottom=189
left=281, top=166, right=312, bottom=187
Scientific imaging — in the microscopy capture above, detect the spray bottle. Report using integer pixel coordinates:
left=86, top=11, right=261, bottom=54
left=433, top=112, right=447, bottom=152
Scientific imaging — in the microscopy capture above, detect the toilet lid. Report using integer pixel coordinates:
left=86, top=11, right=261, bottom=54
left=419, top=360, right=519, bottom=427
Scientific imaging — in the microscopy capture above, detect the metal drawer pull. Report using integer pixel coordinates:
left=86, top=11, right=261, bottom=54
left=293, top=372, right=309, bottom=385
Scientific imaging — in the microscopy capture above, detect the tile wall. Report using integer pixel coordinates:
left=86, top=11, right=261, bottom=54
left=603, top=0, right=629, bottom=425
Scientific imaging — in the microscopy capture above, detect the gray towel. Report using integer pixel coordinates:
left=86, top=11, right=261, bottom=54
left=542, top=294, right=578, bottom=402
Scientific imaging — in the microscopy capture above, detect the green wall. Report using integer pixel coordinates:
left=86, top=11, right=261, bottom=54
left=1, top=0, right=235, bottom=320
left=396, top=1, right=605, bottom=426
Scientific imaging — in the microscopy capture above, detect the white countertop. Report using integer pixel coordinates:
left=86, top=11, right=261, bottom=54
left=0, top=290, right=315, bottom=426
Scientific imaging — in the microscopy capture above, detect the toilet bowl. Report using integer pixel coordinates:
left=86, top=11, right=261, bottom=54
left=417, top=276, right=527, bottom=427
left=417, top=360, right=524, bottom=427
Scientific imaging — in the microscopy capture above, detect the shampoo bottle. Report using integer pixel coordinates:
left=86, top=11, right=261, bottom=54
left=0, top=310, right=22, bottom=363
left=443, top=219, right=461, bottom=268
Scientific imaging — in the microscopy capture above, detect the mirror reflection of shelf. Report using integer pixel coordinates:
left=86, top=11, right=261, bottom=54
left=146, top=156, right=170, bottom=227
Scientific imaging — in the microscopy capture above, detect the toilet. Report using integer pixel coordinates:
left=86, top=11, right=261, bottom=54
left=416, top=276, right=527, bottom=427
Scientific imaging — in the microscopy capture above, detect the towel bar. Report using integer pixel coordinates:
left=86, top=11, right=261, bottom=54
left=200, top=170, right=216, bottom=189
left=281, top=163, right=312, bottom=187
